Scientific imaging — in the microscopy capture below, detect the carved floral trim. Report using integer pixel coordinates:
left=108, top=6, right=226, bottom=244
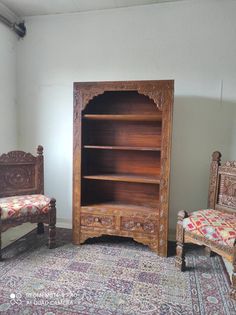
left=81, top=215, right=114, bottom=228
left=218, top=195, right=236, bottom=208
left=218, top=174, right=236, bottom=209
left=208, top=161, right=220, bottom=209
left=121, top=219, right=156, bottom=234
left=222, top=161, right=236, bottom=168
left=74, top=81, right=174, bottom=115
left=0, top=151, right=36, bottom=163
left=220, top=161, right=236, bottom=175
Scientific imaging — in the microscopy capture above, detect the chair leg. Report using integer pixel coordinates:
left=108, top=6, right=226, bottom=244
left=231, top=274, right=236, bottom=300
left=48, top=198, right=56, bottom=249
left=175, top=210, right=188, bottom=271
left=0, top=214, right=2, bottom=261
left=205, top=246, right=216, bottom=257
left=37, top=222, right=44, bottom=234
left=230, top=240, right=236, bottom=299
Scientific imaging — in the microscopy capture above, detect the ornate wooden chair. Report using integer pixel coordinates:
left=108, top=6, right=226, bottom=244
left=0, top=145, right=56, bottom=259
left=175, top=151, right=236, bottom=299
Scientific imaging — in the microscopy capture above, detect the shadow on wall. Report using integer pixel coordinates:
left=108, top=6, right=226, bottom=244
left=169, top=96, right=236, bottom=239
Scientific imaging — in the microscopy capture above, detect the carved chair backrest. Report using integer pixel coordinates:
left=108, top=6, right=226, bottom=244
left=0, top=146, right=44, bottom=198
left=208, top=151, right=236, bottom=215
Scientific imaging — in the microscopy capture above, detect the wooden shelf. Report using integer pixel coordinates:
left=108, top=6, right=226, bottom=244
left=83, top=174, right=160, bottom=184
left=83, top=145, right=161, bottom=151
left=83, top=114, right=162, bottom=121
left=81, top=202, right=159, bottom=213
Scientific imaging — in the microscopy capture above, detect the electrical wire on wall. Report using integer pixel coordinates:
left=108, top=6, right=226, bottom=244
left=0, top=13, right=26, bottom=37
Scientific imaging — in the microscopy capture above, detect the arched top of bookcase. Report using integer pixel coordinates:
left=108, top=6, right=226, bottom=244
left=83, top=91, right=160, bottom=115
left=74, top=80, right=174, bottom=112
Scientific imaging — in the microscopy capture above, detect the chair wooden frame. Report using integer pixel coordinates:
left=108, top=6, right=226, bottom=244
left=175, top=151, right=236, bottom=299
left=0, top=145, right=56, bottom=260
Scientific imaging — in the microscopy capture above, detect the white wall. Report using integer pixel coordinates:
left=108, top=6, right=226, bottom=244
left=16, top=0, right=236, bottom=237
left=230, top=112, right=236, bottom=159
left=228, top=85, right=236, bottom=159
left=0, top=23, right=17, bottom=151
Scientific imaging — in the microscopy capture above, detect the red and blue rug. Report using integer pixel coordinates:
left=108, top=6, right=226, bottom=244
left=0, top=228, right=235, bottom=314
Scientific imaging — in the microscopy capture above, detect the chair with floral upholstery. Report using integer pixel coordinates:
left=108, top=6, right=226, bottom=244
left=0, top=145, right=56, bottom=259
left=175, top=151, right=236, bottom=299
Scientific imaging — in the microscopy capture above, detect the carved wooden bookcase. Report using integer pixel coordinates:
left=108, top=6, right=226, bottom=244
left=73, top=80, right=174, bottom=256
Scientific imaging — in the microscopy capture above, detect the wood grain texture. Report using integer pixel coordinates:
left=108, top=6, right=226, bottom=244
left=83, top=114, right=162, bottom=121
left=83, top=145, right=161, bottom=151
left=175, top=210, right=188, bottom=271
left=83, top=174, right=160, bottom=184
left=83, top=120, right=162, bottom=147
left=207, top=151, right=221, bottom=209
left=83, top=150, right=161, bottom=177
left=82, top=181, right=160, bottom=209
left=73, top=80, right=174, bottom=256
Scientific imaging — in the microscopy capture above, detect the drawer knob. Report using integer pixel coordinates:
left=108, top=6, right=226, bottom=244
left=136, top=222, right=141, bottom=227
left=94, top=217, right=99, bottom=222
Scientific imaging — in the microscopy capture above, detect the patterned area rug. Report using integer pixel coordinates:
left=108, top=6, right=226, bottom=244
left=0, top=228, right=235, bottom=315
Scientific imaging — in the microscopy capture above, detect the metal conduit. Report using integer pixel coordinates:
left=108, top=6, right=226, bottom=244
left=0, top=14, right=26, bottom=37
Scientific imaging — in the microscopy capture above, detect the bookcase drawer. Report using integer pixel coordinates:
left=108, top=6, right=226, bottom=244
left=121, top=217, right=156, bottom=234
left=81, top=214, right=115, bottom=229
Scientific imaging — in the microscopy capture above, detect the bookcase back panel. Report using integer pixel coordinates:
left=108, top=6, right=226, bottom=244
left=84, top=91, right=160, bottom=115
left=83, top=121, right=162, bottom=147
left=82, top=180, right=159, bottom=208
left=83, top=150, right=161, bottom=177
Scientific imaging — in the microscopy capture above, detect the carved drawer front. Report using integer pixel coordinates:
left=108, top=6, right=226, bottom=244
left=121, top=217, right=156, bottom=234
left=81, top=214, right=115, bottom=229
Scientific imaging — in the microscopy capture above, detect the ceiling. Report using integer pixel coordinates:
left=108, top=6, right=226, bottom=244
left=0, top=0, right=182, bottom=17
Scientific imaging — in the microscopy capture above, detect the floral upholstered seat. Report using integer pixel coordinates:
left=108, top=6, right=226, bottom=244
left=183, top=209, right=236, bottom=248
left=0, top=194, right=51, bottom=220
